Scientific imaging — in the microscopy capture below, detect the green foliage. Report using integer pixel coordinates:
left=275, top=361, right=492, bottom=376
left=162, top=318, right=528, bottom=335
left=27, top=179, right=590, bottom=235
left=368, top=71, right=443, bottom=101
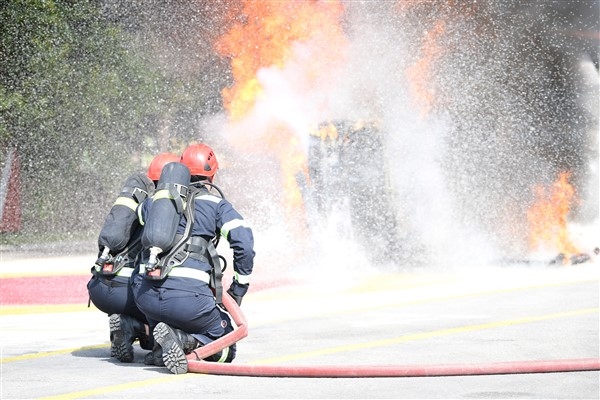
left=0, top=0, right=223, bottom=239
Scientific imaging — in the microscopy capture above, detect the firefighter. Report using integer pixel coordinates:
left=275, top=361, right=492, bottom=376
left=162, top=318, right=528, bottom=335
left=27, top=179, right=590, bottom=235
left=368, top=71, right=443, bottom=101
left=87, top=152, right=179, bottom=363
left=132, top=143, right=255, bottom=374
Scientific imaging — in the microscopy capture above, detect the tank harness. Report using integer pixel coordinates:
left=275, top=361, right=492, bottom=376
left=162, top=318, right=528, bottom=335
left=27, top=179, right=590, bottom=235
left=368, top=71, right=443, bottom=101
left=89, top=184, right=150, bottom=307
left=93, top=183, right=150, bottom=279
left=142, top=182, right=227, bottom=304
left=92, top=237, right=143, bottom=281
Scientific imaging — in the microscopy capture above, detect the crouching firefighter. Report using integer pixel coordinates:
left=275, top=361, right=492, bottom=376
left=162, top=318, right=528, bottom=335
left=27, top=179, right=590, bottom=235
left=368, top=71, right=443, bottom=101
left=87, top=152, right=179, bottom=362
left=132, top=143, right=255, bottom=374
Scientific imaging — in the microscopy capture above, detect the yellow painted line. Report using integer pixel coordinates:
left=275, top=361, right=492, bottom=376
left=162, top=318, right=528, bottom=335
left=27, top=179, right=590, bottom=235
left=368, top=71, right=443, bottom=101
left=250, top=277, right=599, bottom=328
left=30, top=307, right=598, bottom=399
left=353, top=276, right=599, bottom=299
left=1, top=344, right=107, bottom=363
left=7, top=307, right=597, bottom=399
left=254, top=307, right=600, bottom=364
left=0, top=303, right=95, bottom=315
left=353, top=278, right=600, bottom=313
left=39, top=374, right=189, bottom=400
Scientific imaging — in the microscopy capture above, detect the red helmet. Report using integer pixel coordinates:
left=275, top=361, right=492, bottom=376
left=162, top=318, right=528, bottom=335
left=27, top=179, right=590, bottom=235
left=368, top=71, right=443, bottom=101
left=180, top=143, right=218, bottom=180
left=147, top=152, right=180, bottom=181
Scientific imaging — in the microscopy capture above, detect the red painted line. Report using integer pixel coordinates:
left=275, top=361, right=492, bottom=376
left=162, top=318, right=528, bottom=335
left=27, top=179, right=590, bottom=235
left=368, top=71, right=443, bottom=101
left=0, top=275, right=294, bottom=305
left=0, top=275, right=90, bottom=305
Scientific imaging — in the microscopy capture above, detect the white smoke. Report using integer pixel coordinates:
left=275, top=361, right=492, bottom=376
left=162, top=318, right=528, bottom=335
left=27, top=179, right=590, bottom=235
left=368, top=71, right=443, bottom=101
left=205, top=1, right=598, bottom=274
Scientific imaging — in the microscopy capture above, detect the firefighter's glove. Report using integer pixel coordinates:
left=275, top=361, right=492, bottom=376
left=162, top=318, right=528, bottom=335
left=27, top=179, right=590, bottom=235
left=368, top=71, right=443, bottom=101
left=227, top=280, right=249, bottom=306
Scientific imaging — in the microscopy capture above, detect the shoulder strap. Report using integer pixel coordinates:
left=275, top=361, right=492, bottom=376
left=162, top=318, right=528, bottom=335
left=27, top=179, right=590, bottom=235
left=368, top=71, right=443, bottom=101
left=157, top=185, right=225, bottom=304
left=206, top=240, right=223, bottom=305
left=157, top=187, right=199, bottom=271
left=121, top=186, right=149, bottom=204
left=155, top=182, right=187, bottom=214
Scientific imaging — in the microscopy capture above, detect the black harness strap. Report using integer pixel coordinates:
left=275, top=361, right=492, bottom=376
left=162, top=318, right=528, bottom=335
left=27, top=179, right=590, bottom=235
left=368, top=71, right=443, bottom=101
left=145, top=188, right=198, bottom=280
left=120, top=186, right=149, bottom=203
left=145, top=185, right=225, bottom=304
left=206, top=241, right=223, bottom=304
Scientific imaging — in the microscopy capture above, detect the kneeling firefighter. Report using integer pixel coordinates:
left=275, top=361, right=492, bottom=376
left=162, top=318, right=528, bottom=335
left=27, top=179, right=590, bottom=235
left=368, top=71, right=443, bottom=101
left=87, top=152, right=179, bottom=362
left=132, top=143, right=255, bottom=374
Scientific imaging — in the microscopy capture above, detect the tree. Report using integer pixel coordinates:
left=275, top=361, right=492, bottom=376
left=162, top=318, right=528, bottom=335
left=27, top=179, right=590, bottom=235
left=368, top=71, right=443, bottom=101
left=0, top=0, right=226, bottom=238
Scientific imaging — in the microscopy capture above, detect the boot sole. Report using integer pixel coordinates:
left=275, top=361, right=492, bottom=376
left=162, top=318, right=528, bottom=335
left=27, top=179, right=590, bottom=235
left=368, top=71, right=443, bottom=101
left=109, top=314, right=134, bottom=363
left=154, top=323, right=188, bottom=374
left=110, top=332, right=117, bottom=358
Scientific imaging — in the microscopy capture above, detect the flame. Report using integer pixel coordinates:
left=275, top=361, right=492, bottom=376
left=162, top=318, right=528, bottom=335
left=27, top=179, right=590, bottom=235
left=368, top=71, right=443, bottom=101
left=259, top=123, right=309, bottom=210
left=401, top=1, right=483, bottom=116
left=214, top=0, right=348, bottom=235
left=405, top=19, right=446, bottom=117
left=527, top=172, right=580, bottom=257
left=215, top=0, right=347, bottom=121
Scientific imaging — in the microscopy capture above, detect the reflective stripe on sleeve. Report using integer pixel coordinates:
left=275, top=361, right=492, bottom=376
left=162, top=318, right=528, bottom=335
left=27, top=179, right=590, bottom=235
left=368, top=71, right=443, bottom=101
left=114, top=197, right=138, bottom=211
left=197, top=194, right=222, bottom=204
left=235, top=272, right=251, bottom=285
left=137, top=205, right=145, bottom=226
left=221, top=219, right=250, bottom=238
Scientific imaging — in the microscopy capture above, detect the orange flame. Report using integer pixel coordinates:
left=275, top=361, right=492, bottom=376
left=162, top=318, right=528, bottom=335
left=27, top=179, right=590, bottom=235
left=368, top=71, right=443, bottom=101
left=214, top=0, right=347, bottom=235
left=400, top=0, right=483, bottom=116
left=527, top=172, right=580, bottom=257
left=253, top=122, right=308, bottom=210
left=405, top=19, right=446, bottom=117
left=215, top=0, right=347, bottom=121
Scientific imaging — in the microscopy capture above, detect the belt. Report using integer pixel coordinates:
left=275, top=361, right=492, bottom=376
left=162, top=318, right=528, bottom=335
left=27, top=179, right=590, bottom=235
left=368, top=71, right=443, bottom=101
left=93, top=266, right=133, bottom=279
left=168, top=267, right=210, bottom=283
left=116, top=266, right=134, bottom=277
left=139, top=265, right=210, bottom=284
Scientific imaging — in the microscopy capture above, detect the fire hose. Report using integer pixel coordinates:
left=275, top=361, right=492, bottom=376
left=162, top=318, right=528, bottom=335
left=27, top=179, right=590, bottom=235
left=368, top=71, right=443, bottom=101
left=186, top=293, right=600, bottom=377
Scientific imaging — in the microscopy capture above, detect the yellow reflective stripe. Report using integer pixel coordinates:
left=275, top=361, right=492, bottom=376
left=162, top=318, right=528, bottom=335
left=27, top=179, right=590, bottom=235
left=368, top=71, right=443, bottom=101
left=137, top=205, right=145, bottom=226
left=151, top=189, right=186, bottom=210
left=153, top=189, right=172, bottom=200
left=116, top=267, right=134, bottom=277
left=113, top=197, right=138, bottom=211
left=221, top=219, right=249, bottom=238
left=218, top=346, right=229, bottom=363
left=235, top=272, right=250, bottom=285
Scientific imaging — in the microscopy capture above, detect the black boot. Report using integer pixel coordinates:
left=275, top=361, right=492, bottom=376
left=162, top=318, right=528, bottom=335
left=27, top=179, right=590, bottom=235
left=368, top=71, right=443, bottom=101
left=138, top=327, right=153, bottom=351
left=203, top=309, right=236, bottom=363
left=203, top=343, right=236, bottom=363
left=143, top=340, right=164, bottom=366
left=153, top=322, right=200, bottom=374
left=109, top=314, right=146, bottom=363
left=109, top=332, right=118, bottom=358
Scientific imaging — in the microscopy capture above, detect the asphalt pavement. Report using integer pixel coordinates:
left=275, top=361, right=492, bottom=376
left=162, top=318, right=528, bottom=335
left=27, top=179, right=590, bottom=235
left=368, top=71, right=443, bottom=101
left=1, top=251, right=599, bottom=399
